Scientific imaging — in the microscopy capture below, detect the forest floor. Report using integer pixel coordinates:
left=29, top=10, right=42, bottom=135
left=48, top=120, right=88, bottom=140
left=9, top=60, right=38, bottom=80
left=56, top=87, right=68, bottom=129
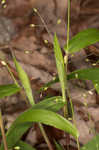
left=0, top=0, right=99, bottom=149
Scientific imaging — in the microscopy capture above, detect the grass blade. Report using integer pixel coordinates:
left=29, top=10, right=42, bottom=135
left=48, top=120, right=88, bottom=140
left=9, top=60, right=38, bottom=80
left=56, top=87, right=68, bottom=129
left=68, top=68, right=99, bottom=81
left=39, top=77, right=59, bottom=92
left=0, top=123, right=33, bottom=150
left=6, top=109, right=79, bottom=139
left=33, top=96, right=65, bottom=112
left=54, top=140, right=64, bottom=150
left=0, top=84, right=21, bottom=99
left=15, top=141, right=36, bottom=150
left=64, top=28, right=99, bottom=53
left=54, top=34, right=66, bottom=102
left=13, top=56, right=35, bottom=106
left=0, top=109, right=79, bottom=150
left=39, top=68, right=99, bottom=93
left=68, top=68, right=99, bottom=93
left=0, top=96, right=65, bottom=150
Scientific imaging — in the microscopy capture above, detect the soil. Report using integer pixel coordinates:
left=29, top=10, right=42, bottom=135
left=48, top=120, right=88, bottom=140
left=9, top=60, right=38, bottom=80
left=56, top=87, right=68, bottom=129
left=0, top=0, right=99, bottom=150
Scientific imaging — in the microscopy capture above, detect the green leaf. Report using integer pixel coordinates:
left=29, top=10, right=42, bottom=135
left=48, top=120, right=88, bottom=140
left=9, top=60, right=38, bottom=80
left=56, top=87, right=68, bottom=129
left=1, top=108, right=78, bottom=150
left=7, top=109, right=79, bottom=139
left=0, top=84, right=21, bottom=99
left=54, top=34, right=66, bottom=101
left=0, top=123, right=33, bottom=150
left=15, top=141, right=36, bottom=150
left=39, top=68, right=99, bottom=93
left=54, top=140, right=64, bottom=150
left=0, top=96, right=65, bottom=150
left=39, top=77, right=59, bottom=93
left=13, top=56, right=34, bottom=105
left=68, top=68, right=99, bottom=93
left=92, top=80, right=99, bottom=94
left=64, top=28, right=99, bottom=53
left=33, top=96, right=65, bottom=112
left=68, top=68, right=99, bottom=81
left=80, top=134, right=99, bottom=150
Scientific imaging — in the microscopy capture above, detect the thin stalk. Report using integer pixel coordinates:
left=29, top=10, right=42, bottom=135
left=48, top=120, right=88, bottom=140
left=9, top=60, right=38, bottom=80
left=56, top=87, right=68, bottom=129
left=66, top=0, right=70, bottom=52
left=29, top=101, right=54, bottom=150
left=0, top=109, right=8, bottom=150
left=63, top=0, right=71, bottom=118
left=30, top=100, right=54, bottom=150
left=1, top=60, right=19, bottom=87
left=63, top=55, right=68, bottom=118
left=65, top=0, right=70, bottom=75
left=63, top=102, right=67, bottom=118
left=32, top=8, right=55, bottom=150
left=39, top=123, right=54, bottom=150
left=6, top=45, right=19, bottom=87
left=9, top=45, right=53, bottom=150
left=33, top=9, right=68, bottom=118
left=30, top=102, right=54, bottom=149
left=61, top=1, right=71, bottom=148
left=77, top=138, right=80, bottom=150
left=65, top=0, right=70, bottom=85
left=64, top=0, right=78, bottom=149
left=66, top=1, right=80, bottom=149
left=33, top=7, right=68, bottom=118
left=33, top=8, right=53, bottom=42
left=67, top=89, right=74, bottom=120
left=6, top=63, right=19, bottom=87
left=62, top=68, right=68, bottom=118
left=4, top=58, right=30, bottom=106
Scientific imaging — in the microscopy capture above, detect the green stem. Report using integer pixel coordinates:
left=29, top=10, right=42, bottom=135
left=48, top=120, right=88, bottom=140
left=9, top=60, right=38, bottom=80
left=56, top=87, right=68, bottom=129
left=33, top=8, right=53, bottom=42
left=29, top=93, right=54, bottom=150
left=62, top=81, right=68, bottom=118
left=0, top=109, right=8, bottom=150
left=65, top=0, right=70, bottom=73
left=1, top=60, right=19, bottom=87
left=63, top=0, right=71, bottom=118
left=66, top=0, right=70, bottom=51
left=38, top=123, right=54, bottom=150
left=77, top=138, right=80, bottom=150
left=10, top=46, right=54, bottom=150
left=6, top=63, right=19, bottom=87
left=65, top=0, right=70, bottom=78
left=32, top=8, right=58, bottom=150
left=67, top=89, right=74, bottom=119
left=66, top=2, right=80, bottom=149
